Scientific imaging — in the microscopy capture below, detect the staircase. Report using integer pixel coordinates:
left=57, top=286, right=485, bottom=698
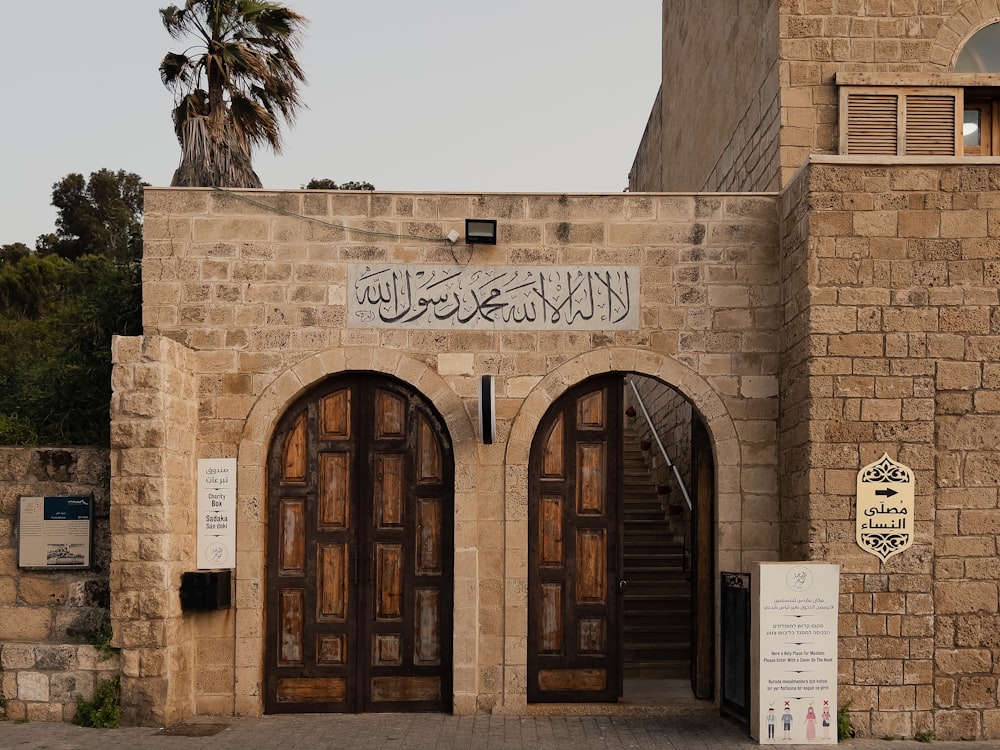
left=622, top=428, right=692, bottom=679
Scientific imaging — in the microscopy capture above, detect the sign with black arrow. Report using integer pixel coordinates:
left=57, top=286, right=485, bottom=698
left=856, top=453, right=914, bottom=562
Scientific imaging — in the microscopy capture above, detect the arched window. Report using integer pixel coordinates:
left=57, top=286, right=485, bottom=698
left=956, top=23, right=1000, bottom=73
left=955, top=23, right=1000, bottom=154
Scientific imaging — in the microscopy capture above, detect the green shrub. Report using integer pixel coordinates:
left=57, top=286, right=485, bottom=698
left=73, top=675, right=121, bottom=728
left=837, top=700, right=854, bottom=741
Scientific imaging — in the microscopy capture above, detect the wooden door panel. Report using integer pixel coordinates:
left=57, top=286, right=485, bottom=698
left=537, top=669, right=606, bottom=692
left=375, top=389, right=405, bottom=438
left=416, top=499, right=442, bottom=575
left=316, top=543, right=349, bottom=622
left=375, top=454, right=404, bottom=528
left=577, top=390, right=605, bottom=429
left=266, top=374, right=453, bottom=713
left=578, top=618, right=606, bottom=655
left=414, top=588, right=441, bottom=664
left=278, top=589, right=305, bottom=665
left=318, top=634, right=347, bottom=665
left=528, top=374, right=622, bottom=703
left=539, top=496, right=563, bottom=566
left=374, top=544, right=404, bottom=620
left=320, top=390, right=350, bottom=440
left=539, top=584, right=563, bottom=653
left=417, top=416, right=442, bottom=483
left=277, top=677, right=347, bottom=703
left=541, top=415, right=565, bottom=478
left=278, top=500, right=305, bottom=575
left=282, top=413, right=307, bottom=483
left=577, top=443, right=606, bottom=514
left=318, top=452, right=350, bottom=529
left=576, top=529, right=607, bottom=604
left=371, top=676, right=440, bottom=702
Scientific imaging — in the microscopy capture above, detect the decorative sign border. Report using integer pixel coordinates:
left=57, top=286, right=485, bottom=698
left=18, top=495, right=92, bottom=569
left=348, top=264, right=640, bottom=330
left=856, top=453, right=914, bottom=563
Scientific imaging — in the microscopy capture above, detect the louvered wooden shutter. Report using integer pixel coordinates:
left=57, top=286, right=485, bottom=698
left=905, top=94, right=957, bottom=155
left=844, top=92, right=898, bottom=154
left=840, top=87, right=961, bottom=156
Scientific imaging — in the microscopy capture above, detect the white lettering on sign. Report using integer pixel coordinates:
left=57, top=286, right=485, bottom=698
left=348, top=264, right=640, bottom=330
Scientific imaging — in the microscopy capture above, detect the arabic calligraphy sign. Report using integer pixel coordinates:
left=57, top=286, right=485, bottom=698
left=348, top=264, right=640, bottom=330
left=856, top=454, right=914, bottom=562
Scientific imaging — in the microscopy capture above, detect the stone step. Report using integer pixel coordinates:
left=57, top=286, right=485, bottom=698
left=623, top=661, right=690, bottom=679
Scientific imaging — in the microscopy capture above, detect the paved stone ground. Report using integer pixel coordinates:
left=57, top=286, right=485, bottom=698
left=0, top=714, right=998, bottom=750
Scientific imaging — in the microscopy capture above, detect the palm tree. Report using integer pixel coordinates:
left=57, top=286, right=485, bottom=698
left=159, top=0, right=307, bottom=188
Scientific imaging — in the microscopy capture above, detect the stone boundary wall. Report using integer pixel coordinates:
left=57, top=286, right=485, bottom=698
left=799, top=159, right=1000, bottom=740
left=0, top=447, right=116, bottom=721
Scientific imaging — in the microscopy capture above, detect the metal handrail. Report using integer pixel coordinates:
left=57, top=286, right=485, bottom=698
left=625, top=377, right=693, bottom=511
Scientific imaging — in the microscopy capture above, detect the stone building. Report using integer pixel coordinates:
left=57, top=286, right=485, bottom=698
left=0, top=0, right=992, bottom=742
left=627, top=0, right=1000, bottom=741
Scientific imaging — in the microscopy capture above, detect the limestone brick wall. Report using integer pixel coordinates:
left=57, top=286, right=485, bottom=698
left=796, top=158, right=1000, bottom=741
left=0, top=447, right=118, bottom=721
left=128, top=187, right=782, bottom=718
left=777, top=0, right=1000, bottom=184
left=628, top=87, right=663, bottom=192
left=630, top=0, right=780, bottom=193
left=777, top=162, right=815, bottom=561
left=627, top=375, right=693, bottom=521
left=110, top=336, right=200, bottom=726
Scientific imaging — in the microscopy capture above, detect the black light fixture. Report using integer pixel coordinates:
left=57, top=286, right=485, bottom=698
left=465, top=218, right=497, bottom=245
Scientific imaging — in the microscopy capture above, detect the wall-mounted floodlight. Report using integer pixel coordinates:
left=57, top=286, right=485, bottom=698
left=465, top=219, right=497, bottom=245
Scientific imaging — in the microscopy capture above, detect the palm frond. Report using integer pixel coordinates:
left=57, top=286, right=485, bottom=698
left=160, top=0, right=306, bottom=185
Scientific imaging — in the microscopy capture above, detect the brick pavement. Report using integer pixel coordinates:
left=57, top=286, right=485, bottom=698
left=1, top=714, right=999, bottom=750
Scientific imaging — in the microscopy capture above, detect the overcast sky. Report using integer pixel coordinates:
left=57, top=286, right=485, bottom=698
left=1, top=1, right=660, bottom=248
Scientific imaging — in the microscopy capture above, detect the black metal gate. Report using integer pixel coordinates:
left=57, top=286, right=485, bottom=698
left=720, top=571, right=750, bottom=725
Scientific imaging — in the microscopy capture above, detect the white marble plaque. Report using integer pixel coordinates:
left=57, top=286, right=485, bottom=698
left=752, top=562, right=839, bottom=745
left=348, top=264, right=640, bottom=330
left=856, top=453, right=914, bottom=562
left=197, top=458, right=236, bottom=569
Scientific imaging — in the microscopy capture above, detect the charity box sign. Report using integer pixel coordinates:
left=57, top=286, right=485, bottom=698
left=197, top=458, right=236, bottom=569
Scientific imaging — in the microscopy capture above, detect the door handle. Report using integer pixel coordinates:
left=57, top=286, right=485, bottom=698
left=618, top=579, right=628, bottom=592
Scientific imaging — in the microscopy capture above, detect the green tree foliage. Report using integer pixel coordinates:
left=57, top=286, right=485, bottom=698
left=43, top=170, right=145, bottom=261
left=303, top=178, right=375, bottom=191
left=0, top=170, right=144, bottom=446
left=160, top=0, right=307, bottom=188
left=0, top=242, right=31, bottom=265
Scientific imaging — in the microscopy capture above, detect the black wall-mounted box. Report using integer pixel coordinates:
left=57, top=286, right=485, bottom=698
left=179, top=570, right=232, bottom=611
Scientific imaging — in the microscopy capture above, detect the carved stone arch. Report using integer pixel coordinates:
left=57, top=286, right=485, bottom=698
left=234, top=346, right=477, bottom=716
left=501, top=347, right=741, bottom=708
left=934, top=2, right=1000, bottom=69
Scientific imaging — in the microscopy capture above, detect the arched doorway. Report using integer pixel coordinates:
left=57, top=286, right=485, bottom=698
left=527, top=372, right=714, bottom=703
left=264, top=372, right=454, bottom=713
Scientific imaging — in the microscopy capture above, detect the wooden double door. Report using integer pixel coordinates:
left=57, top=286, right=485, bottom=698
left=528, top=374, right=623, bottom=702
left=265, top=373, right=453, bottom=713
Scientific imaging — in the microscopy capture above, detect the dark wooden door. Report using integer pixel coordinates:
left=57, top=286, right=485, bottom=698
left=528, top=374, right=623, bottom=702
left=690, top=417, right=714, bottom=700
left=265, top=373, right=453, bottom=713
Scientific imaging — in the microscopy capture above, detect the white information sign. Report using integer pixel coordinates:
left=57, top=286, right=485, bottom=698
left=197, top=458, right=236, bottom=569
left=18, top=496, right=92, bottom=569
left=752, top=563, right=839, bottom=745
